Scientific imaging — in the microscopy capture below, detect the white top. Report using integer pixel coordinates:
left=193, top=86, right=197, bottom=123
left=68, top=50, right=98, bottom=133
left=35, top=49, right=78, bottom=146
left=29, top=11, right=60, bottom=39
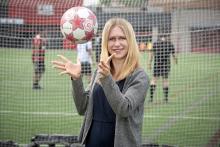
left=77, top=41, right=92, bottom=63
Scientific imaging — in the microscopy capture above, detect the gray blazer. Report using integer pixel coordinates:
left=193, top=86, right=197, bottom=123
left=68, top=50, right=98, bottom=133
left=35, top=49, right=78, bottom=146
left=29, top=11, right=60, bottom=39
left=72, top=67, right=149, bottom=147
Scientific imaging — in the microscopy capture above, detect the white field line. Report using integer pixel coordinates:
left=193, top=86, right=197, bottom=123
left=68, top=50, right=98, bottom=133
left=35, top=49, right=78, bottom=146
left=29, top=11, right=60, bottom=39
left=145, top=94, right=217, bottom=143
left=0, top=110, right=220, bottom=121
left=0, top=110, right=78, bottom=116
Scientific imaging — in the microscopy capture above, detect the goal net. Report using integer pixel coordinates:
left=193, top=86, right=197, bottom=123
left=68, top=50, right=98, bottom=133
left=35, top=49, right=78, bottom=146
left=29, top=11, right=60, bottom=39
left=0, top=0, right=219, bottom=146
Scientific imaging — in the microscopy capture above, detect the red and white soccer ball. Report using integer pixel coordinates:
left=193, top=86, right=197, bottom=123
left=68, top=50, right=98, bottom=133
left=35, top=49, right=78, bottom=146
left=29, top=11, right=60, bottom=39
left=60, top=6, right=98, bottom=44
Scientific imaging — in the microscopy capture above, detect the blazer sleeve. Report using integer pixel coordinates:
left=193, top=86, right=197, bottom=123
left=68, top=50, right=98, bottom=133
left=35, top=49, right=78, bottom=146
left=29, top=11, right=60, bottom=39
left=71, top=77, right=89, bottom=116
left=71, top=69, right=97, bottom=115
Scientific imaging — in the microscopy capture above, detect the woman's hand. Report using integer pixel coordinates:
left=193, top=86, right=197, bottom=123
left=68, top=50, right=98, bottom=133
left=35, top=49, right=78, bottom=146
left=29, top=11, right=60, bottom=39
left=98, top=53, right=115, bottom=79
left=52, top=55, right=81, bottom=80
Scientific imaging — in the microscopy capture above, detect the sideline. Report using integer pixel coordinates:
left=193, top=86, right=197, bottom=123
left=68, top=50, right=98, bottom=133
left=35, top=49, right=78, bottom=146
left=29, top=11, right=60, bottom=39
left=0, top=110, right=219, bottom=121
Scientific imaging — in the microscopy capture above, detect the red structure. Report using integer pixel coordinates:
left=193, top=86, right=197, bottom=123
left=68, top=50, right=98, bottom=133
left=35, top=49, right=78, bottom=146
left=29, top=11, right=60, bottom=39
left=8, top=0, right=83, bottom=25
left=5, top=0, right=83, bottom=49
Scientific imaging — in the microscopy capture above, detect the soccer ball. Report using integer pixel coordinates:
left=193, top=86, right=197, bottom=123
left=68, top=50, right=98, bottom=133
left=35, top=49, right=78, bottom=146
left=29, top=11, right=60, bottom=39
left=60, top=6, right=98, bottom=44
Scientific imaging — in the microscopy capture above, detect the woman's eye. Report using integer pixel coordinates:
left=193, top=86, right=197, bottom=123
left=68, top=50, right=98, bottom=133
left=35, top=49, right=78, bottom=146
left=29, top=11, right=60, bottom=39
left=108, top=37, right=126, bottom=41
left=109, top=37, right=116, bottom=41
left=119, top=37, right=126, bottom=40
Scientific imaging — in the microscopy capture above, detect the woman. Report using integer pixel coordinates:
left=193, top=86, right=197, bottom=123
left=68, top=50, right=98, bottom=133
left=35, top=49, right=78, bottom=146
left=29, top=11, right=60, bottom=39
left=52, top=18, right=149, bottom=147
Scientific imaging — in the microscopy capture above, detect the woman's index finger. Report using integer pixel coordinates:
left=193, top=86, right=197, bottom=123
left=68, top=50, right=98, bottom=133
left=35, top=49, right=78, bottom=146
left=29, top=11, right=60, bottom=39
left=106, top=53, right=116, bottom=64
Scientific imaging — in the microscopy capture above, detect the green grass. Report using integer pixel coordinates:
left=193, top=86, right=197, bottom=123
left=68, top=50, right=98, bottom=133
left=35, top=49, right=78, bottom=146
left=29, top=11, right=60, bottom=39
left=0, top=48, right=220, bottom=146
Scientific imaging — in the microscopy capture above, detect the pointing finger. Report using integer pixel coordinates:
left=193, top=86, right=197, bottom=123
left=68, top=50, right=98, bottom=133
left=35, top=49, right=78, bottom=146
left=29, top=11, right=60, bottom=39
left=106, top=53, right=115, bottom=64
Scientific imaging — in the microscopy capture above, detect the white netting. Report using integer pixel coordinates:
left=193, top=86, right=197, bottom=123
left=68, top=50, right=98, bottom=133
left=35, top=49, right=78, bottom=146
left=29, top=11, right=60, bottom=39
left=0, top=0, right=219, bottom=146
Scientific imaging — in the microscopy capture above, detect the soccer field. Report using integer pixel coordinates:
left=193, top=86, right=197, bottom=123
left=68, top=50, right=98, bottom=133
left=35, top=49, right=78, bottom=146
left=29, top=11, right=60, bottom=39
left=0, top=48, right=220, bottom=146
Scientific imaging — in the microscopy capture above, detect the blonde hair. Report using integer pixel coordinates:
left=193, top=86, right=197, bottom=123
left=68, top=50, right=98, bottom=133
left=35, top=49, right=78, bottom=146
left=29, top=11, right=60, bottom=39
left=100, top=18, right=140, bottom=80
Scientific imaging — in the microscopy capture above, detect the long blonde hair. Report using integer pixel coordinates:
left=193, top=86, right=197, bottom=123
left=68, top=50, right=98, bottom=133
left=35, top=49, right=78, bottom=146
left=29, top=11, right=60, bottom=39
left=100, top=18, right=140, bottom=80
